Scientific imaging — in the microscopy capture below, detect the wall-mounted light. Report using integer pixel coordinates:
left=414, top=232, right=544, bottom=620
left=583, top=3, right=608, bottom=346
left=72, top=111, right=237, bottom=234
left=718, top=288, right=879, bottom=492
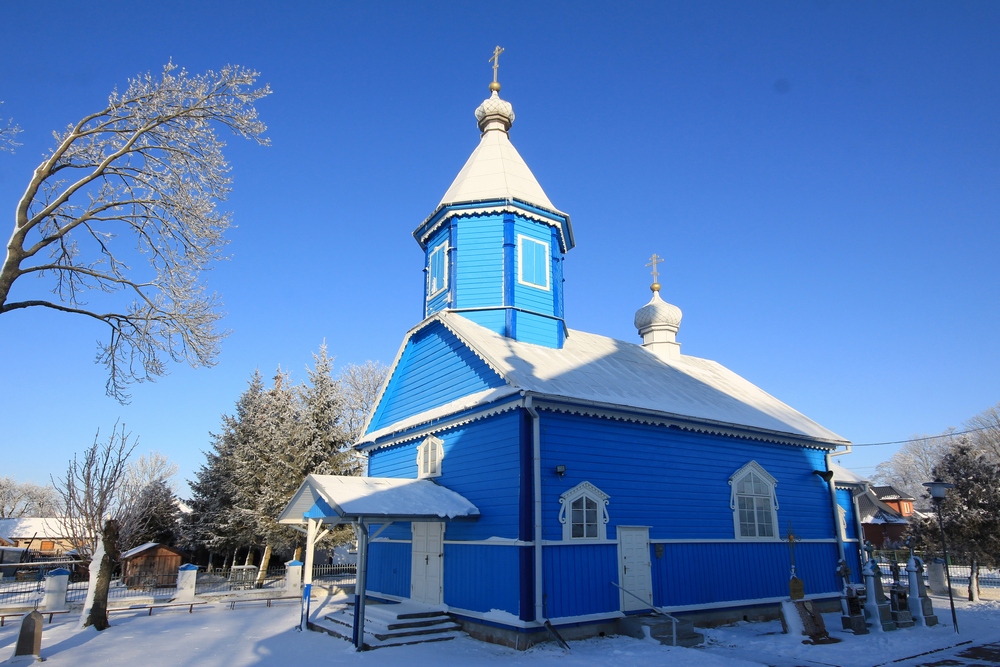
left=555, top=465, right=566, bottom=477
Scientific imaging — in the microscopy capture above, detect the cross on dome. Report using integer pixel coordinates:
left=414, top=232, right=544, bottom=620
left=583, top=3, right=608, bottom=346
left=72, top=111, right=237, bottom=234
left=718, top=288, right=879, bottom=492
left=489, top=45, right=504, bottom=92
left=646, top=253, right=663, bottom=292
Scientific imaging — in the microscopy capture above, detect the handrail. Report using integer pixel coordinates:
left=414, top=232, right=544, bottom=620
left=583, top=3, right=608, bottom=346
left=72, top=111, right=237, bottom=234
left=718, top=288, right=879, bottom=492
left=611, top=581, right=679, bottom=646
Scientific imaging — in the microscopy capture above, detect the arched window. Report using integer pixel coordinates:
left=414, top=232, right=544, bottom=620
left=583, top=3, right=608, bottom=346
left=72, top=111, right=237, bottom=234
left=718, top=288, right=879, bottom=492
left=558, top=482, right=610, bottom=541
left=729, top=461, right=779, bottom=540
left=415, top=436, right=444, bottom=479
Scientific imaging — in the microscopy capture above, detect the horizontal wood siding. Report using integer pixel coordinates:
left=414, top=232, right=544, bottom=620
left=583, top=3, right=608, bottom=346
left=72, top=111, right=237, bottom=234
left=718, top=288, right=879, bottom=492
left=426, top=226, right=451, bottom=316
left=544, top=543, right=619, bottom=618
left=368, top=411, right=522, bottom=540
left=837, top=488, right=858, bottom=540
left=368, top=322, right=505, bottom=431
left=513, top=310, right=561, bottom=348
left=651, top=541, right=840, bottom=607
left=455, top=216, right=503, bottom=309
left=367, top=541, right=411, bottom=598
left=539, top=411, right=835, bottom=541
left=458, top=309, right=506, bottom=336
left=512, top=217, right=556, bottom=316
left=443, top=544, right=520, bottom=615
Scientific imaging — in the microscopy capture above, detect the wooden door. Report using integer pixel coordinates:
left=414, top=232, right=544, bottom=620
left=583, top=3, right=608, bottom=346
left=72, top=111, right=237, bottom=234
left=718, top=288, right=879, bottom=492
left=617, top=526, right=653, bottom=612
left=410, top=521, right=444, bottom=605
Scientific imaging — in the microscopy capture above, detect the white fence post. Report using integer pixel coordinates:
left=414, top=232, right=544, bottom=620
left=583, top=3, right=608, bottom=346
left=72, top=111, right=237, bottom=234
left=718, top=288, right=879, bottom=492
left=175, top=563, right=198, bottom=602
left=285, top=560, right=303, bottom=595
left=43, top=568, right=71, bottom=611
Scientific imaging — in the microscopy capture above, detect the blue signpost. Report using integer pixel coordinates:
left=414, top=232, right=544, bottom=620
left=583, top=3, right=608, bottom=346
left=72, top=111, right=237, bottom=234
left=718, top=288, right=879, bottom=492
left=300, top=583, right=312, bottom=632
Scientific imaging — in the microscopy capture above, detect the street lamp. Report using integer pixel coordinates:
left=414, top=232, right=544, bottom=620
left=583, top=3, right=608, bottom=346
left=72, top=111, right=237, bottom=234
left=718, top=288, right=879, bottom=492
left=923, top=479, right=959, bottom=634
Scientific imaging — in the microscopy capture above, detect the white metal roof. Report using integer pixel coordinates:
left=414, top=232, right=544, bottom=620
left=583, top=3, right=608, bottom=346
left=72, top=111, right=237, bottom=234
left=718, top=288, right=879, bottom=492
left=0, top=517, right=70, bottom=540
left=278, top=475, right=480, bottom=525
left=364, top=312, right=850, bottom=448
left=438, top=127, right=556, bottom=210
left=120, top=542, right=161, bottom=560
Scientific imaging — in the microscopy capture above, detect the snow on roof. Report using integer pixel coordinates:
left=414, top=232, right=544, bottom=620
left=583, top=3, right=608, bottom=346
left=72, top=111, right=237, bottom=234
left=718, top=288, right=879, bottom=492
left=0, top=517, right=70, bottom=540
left=873, top=485, right=914, bottom=501
left=278, top=475, right=480, bottom=525
left=120, top=542, right=161, bottom=560
left=831, top=461, right=868, bottom=486
left=439, top=125, right=556, bottom=210
left=857, top=491, right=909, bottom=525
left=406, top=312, right=849, bottom=446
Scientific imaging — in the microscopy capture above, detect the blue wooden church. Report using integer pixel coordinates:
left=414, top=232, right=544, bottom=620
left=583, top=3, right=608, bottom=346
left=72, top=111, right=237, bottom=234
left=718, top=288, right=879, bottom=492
left=283, top=66, right=864, bottom=648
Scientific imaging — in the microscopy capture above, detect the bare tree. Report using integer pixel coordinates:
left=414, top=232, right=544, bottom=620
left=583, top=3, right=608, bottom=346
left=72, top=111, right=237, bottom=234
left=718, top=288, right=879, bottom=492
left=0, top=102, right=20, bottom=153
left=966, top=401, right=1000, bottom=462
left=872, top=432, right=953, bottom=507
left=0, top=478, right=60, bottom=518
left=116, top=452, right=179, bottom=550
left=339, top=360, right=389, bottom=442
left=1, top=63, right=271, bottom=402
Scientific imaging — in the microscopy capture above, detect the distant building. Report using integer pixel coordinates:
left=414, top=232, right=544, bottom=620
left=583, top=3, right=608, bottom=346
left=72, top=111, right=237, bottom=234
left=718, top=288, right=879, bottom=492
left=0, top=518, right=74, bottom=556
left=120, top=542, right=185, bottom=588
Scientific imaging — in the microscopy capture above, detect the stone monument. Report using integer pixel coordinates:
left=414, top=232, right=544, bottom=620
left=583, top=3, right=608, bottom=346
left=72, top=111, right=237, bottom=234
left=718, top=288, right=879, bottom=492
left=837, top=558, right=868, bottom=634
left=906, top=541, right=938, bottom=627
left=862, top=544, right=897, bottom=632
left=887, top=555, right=914, bottom=628
left=10, top=610, right=43, bottom=663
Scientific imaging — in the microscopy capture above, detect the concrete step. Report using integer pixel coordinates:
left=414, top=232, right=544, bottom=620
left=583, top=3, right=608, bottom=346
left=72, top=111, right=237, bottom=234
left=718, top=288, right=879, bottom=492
left=315, top=602, right=464, bottom=648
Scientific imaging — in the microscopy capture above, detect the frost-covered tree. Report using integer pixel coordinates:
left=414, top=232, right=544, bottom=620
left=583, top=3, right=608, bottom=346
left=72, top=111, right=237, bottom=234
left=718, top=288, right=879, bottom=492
left=0, top=478, right=60, bottom=518
left=872, top=433, right=953, bottom=507
left=338, top=359, right=389, bottom=443
left=118, top=480, right=179, bottom=551
left=0, top=63, right=270, bottom=402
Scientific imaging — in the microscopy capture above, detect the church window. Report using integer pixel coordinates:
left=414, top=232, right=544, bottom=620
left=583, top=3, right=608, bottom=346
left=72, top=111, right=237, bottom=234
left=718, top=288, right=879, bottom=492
left=427, top=242, right=448, bottom=298
left=416, top=436, right=444, bottom=479
left=558, top=482, right=610, bottom=541
left=729, top=461, right=779, bottom=540
left=517, top=235, right=550, bottom=290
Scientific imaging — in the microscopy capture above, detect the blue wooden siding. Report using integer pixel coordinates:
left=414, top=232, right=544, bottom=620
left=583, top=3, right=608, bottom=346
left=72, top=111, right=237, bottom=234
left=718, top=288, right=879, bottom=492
left=543, top=543, right=620, bottom=618
left=367, top=322, right=505, bottom=432
left=455, top=215, right=503, bottom=309
left=367, top=541, right=411, bottom=598
left=425, top=226, right=451, bottom=316
left=513, top=310, right=562, bottom=348
left=512, top=218, right=557, bottom=318
left=367, top=410, right=522, bottom=540
left=444, top=544, right=520, bottom=615
left=539, top=411, right=835, bottom=542
left=837, top=488, right=858, bottom=540
left=459, top=310, right=506, bottom=337
left=651, top=541, right=840, bottom=607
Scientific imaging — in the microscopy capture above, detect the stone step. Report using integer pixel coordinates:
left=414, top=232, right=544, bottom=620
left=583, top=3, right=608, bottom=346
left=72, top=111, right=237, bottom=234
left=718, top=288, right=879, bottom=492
left=321, top=609, right=462, bottom=642
left=345, top=600, right=448, bottom=621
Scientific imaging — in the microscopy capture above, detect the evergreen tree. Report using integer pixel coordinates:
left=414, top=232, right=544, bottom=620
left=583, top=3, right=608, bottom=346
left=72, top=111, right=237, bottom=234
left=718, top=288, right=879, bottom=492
left=119, top=480, right=179, bottom=550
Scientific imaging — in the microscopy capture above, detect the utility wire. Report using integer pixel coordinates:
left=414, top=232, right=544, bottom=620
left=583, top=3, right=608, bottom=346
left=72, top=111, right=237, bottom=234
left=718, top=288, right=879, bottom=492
left=849, top=425, right=994, bottom=448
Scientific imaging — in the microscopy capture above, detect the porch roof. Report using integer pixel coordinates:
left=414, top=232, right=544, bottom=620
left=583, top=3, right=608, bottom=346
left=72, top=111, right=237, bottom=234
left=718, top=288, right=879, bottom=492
left=277, top=474, right=480, bottom=525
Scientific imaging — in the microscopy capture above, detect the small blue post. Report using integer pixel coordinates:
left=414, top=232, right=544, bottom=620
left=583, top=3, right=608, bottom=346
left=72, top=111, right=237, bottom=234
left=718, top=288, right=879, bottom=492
left=300, top=583, right=311, bottom=632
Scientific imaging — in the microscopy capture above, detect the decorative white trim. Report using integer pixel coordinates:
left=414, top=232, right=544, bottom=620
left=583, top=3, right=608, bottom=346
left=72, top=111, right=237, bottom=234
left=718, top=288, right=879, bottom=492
left=370, top=538, right=412, bottom=543
left=443, top=538, right=530, bottom=546
left=649, top=538, right=838, bottom=544
left=516, top=234, right=550, bottom=291
left=558, top=481, right=610, bottom=542
left=729, top=461, right=780, bottom=542
left=426, top=241, right=449, bottom=299
left=546, top=610, right=626, bottom=626
left=416, top=435, right=444, bottom=479
left=655, top=591, right=839, bottom=615
left=416, top=204, right=572, bottom=254
left=360, top=398, right=522, bottom=451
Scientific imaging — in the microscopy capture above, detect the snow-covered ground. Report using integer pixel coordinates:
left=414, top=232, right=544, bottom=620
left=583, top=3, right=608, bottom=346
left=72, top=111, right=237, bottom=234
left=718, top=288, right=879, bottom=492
left=1, top=593, right=997, bottom=666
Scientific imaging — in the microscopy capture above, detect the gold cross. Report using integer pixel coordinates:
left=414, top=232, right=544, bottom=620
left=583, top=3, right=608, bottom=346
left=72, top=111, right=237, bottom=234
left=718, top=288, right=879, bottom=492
left=489, top=46, right=505, bottom=84
left=646, top=253, right=663, bottom=284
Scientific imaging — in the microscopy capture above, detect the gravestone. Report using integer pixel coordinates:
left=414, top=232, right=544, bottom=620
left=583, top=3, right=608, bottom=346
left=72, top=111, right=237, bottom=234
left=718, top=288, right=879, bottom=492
left=11, top=610, right=43, bottom=662
left=837, top=560, right=868, bottom=634
left=889, top=585, right=915, bottom=628
left=907, top=555, right=938, bottom=627
left=780, top=599, right=840, bottom=644
left=863, top=559, right=897, bottom=632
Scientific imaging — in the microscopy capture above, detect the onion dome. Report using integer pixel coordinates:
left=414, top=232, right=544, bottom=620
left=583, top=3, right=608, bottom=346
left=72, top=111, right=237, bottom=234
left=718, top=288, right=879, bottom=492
left=635, top=282, right=683, bottom=359
left=475, top=89, right=515, bottom=133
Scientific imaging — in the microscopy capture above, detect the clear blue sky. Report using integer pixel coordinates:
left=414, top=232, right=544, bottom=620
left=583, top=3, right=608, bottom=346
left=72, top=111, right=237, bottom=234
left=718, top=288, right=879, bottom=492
left=1, top=2, right=997, bottom=490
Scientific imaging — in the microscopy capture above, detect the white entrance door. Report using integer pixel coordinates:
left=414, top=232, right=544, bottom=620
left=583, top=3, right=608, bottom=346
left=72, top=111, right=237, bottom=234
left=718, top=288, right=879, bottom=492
left=617, top=526, right=653, bottom=612
left=411, top=521, right=444, bottom=605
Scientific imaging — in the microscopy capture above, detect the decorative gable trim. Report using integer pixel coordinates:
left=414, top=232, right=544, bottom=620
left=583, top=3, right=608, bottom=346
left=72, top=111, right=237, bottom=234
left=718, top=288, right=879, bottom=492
left=728, top=460, right=780, bottom=542
left=728, top=460, right=778, bottom=497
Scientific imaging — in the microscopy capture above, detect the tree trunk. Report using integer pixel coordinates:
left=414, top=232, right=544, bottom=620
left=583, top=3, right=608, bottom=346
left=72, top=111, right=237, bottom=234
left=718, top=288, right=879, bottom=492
left=293, top=545, right=302, bottom=562
left=255, top=544, right=272, bottom=585
left=969, top=558, right=980, bottom=602
left=244, top=547, right=253, bottom=567
left=85, top=520, right=120, bottom=631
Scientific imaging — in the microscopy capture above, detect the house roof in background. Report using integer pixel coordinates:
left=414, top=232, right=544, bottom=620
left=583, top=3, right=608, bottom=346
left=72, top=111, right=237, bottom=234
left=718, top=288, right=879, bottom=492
left=0, top=518, right=70, bottom=540
left=873, top=485, right=914, bottom=501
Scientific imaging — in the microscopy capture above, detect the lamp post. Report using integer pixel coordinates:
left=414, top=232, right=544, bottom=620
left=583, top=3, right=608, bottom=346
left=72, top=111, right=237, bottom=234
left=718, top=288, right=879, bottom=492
left=923, top=479, right=959, bottom=634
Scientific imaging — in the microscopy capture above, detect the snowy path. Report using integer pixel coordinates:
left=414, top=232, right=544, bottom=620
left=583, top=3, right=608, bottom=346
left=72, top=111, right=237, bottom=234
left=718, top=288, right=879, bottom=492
left=0, top=594, right=997, bottom=666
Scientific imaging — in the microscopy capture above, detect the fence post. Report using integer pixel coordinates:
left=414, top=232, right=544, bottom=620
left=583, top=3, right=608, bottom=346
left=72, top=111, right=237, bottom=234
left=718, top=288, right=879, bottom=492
left=285, top=560, right=303, bottom=595
left=43, top=568, right=71, bottom=611
left=175, top=564, right=199, bottom=602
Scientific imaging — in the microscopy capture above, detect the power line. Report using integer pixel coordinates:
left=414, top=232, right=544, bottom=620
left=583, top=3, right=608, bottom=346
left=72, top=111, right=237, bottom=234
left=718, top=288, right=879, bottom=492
left=849, top=425, right=994, bottom=448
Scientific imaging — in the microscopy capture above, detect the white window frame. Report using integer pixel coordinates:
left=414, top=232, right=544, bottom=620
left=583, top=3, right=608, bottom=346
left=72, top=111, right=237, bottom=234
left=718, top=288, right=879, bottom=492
left=558, top=481, right=610, bottom=542
left=728, top=461, right=779, bottom=541
left=517, top=234, right=550, bottom=291
left=415, top=436, right=444, bottom=479
left=426, top=241, right=448, bottom=299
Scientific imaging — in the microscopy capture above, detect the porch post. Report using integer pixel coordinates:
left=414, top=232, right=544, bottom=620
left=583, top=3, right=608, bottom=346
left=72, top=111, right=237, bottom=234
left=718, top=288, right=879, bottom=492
left=352, top=520, right=370, bottom=651
left=304, top=518, right=319, bottom=585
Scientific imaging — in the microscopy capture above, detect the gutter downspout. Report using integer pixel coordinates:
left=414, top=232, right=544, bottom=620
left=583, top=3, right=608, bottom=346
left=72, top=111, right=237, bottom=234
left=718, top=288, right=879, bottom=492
left=524, top=395, right=545, bottom=625
left=823, top=452, right=847, bottom=564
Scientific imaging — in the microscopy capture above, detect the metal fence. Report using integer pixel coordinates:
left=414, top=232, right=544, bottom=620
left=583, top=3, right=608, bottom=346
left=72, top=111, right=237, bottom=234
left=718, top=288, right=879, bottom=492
left=871, top=551, right=1000, bottom=590
left=311, top=563, right=356, bottom=587
left=194, top=566, right=286, bottom=595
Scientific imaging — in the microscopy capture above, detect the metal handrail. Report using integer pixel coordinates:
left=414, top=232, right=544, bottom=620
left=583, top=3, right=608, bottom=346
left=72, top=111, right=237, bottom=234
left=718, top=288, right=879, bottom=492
left=611, top=581, right=679, bottom=646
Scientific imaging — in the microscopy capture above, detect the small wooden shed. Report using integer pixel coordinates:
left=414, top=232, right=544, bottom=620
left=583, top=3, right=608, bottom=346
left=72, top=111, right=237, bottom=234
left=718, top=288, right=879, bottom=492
left=120, top=543, right=185, bottom=588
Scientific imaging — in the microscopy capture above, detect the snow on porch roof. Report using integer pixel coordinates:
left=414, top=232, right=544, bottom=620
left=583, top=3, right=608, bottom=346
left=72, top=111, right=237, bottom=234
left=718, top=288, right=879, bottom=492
left=277, top=474, right=480, bottom=525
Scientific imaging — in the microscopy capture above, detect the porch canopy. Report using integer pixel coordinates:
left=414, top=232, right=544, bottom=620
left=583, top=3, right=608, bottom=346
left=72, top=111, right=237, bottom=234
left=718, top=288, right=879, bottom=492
left=277, top=474, right=479, bottom=650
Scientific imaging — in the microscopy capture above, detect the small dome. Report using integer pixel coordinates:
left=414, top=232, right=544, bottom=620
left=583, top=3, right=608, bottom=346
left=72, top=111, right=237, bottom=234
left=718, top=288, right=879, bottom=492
left=634, top=289, right=682, bottom=332
left=475, top=91, right=515, bottom=133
